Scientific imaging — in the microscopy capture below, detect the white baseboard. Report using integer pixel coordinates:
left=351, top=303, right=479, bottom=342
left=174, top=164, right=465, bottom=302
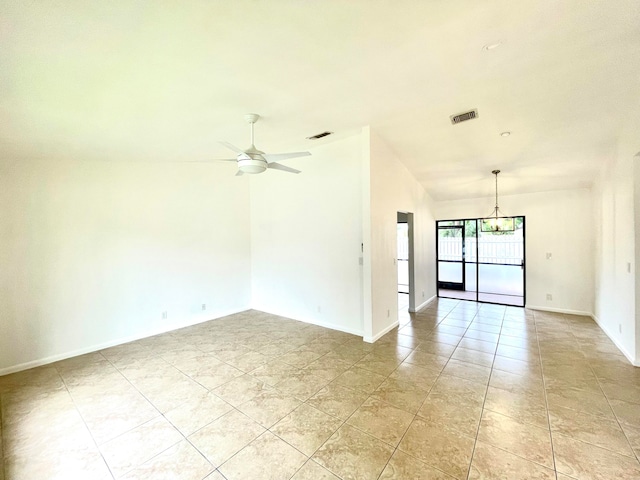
left=591, top=314, right=638, bottom=366
left=251, top=306, right=364, bottom=338
left=363, top=320, right=400, bottom=344
left=525, top=305, right=593, bottom=317
left=410, top=295, right=436, bottom=313
left=0, top=306, right=250, bottom=377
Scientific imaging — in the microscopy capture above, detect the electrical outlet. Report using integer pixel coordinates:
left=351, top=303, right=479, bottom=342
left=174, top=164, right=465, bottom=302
left=162, top=311, right=168, bottom=319
left=546, top=294, right=552, bottom=301
left=546, top=253, right=552, bottom=260
left=628, top=263, right=632, bottom=273
left=422, top=291, right=425, bottom=298
left=387, top=309, right=390, bottom=318
left=317, top=306, right=321, bottom=313
left=619, top=324, right=622, bottom=333
left=202, top=304, right=206, bottom=311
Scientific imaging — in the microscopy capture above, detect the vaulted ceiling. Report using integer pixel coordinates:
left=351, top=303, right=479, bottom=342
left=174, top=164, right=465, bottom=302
left=1, top=1, right=639, bottom=200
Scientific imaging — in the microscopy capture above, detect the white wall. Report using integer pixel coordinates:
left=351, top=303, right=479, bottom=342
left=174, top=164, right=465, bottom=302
left=435, top=188, right=594, bottom=315
left=0, top=159, right=251, bottom=373
left=364, top=128, right=437, bottom=341
left=250, top=134, right=364, bottom=336
left=592, top=106, right=639, bottom=365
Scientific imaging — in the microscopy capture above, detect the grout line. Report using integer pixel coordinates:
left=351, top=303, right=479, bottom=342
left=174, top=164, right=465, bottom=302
left=463, top=305, right=504, bottom=480
left=533, top=309, right=558, bottom=477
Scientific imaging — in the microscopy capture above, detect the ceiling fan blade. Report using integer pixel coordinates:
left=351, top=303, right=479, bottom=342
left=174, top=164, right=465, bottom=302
left=268, top=162, right=301, bottom=174
left=235, top=170, right=245, bottom=176
left=220, top=141, right=245, bottom=154
left=263, top=151, right=311, bottom=163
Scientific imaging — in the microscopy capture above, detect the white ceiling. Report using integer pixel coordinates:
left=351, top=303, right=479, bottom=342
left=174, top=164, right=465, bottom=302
left=1, top=1, right=639, bottom=200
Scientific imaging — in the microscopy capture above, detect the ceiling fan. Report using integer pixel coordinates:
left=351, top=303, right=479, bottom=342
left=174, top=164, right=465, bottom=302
left=217, top=113, right=311, bottom=176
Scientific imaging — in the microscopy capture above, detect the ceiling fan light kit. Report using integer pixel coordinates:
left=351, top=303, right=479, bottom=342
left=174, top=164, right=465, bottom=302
left=217, top=113, right=311, bottom=176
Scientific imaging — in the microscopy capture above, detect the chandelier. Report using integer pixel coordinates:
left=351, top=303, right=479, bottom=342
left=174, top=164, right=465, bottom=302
left=482, top=170, right=514, bottom=232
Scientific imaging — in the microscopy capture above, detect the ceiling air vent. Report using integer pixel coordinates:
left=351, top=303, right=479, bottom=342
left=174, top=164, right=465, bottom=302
left=306, top=131, right=333, bottom=140
left=450, top=109, right=478, bottom=125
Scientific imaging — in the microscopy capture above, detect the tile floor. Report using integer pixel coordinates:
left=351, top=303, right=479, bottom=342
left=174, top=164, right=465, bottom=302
left=1, top=300, right=640, bottom=479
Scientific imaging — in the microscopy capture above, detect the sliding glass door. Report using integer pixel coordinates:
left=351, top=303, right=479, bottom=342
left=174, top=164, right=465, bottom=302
left=437, top=217, right=525, bottom=307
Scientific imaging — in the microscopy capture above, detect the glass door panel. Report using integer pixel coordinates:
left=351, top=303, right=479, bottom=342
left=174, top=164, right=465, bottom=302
left=437, top=225, right=464, bottom=292
left=477, top=216, right=525, bottom=306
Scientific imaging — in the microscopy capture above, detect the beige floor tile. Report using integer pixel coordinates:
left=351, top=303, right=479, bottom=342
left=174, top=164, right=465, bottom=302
left=546, top=387, right=615, bottom=419
left=355, top=353, right=402, bottom=376
left=484, top=386, right=549, bottom=429
left=333, top=366, right=387, bottom=394
left=463, top=330, right=500, bottom=344
left=371, top=377, right=429, bottom=414
left=303, top=356, right=352, bottom=381
left=188, top=409, right=265, bottom=467
left=323, top=348, right=368, bottom=364
left=271, top=403, right=342, bottom=456
left=379, top=450, right=455, bottom=479
left=164, top=392, right=233, bottom=436
left=237, top=388, right=301, bottom=427
left=620, top=422, right=640, bottom=458
left=492, top=355, right=542, bottom=376
left=219, top=431, right=307, bottom=480
left=404, top=350, right=450, bottom=370
left=291, top=460, right=340, bottom=479
left=389, top=362, right=440, bottom=390
left=398, top=417, right=475, bottom=479
left=450, top=347, right=494, bottom=368
left=600, top=379, right=640, bottom=405
left=370, top=343, right=414, bottom=361
left=553, top=433, right=640, bottom=480
left=274, top=370, right=329, bottom=401
left=549, top=404, right=635, bottom=456
left=441, top=359, right=491, bottom=385
left=609, top=399, right=640, bottom=428
left=188, top=362, right=245, bottom=390
left=346, top=397, right=414, bottom=446
left=277, top=349, right=323, bottom=369
left=435, top=325, right=468, bottom=337
left=307, top=383, right=369, bottom=420
left=248, top=360, right=299, bottom=386
left=131, top=372, right=209, bottom=413
left=477, top=410, right=554, bottom=469
left=4, top=448, right=112, bottom=480
left=226, top=351, right=270, bottom=373
left=430, top=374, right=487, bottom=404
left=425, top=331, right=462, bottom=346
left=416, top=340, right=457, bottom=357
left=489, top=369, right=544, bottom=396
left=99, top=416, right=183, bottom=477
left=212, top=374, right=270, bottom=407
left=121, top=440, right=213, bottom=480
left=496, top=344, right=540, bottom=364
left=468, top=440, right=555, bottom=480
left=457, top=338, right=497, bottom=355
left=313, top=424, right=394, bottom=480
left=418, top=391, right=483, bottom=437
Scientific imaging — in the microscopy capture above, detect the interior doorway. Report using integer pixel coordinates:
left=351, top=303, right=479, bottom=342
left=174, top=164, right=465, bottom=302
left=397, top=212, right=415, bottom=317
left=436, top=217, right=525, bottom=307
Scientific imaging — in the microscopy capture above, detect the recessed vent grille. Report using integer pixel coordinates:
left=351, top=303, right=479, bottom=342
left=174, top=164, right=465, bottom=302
left=450, top=109, right=478, bottom=125
left=306, top=131, right=333, bottom=140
